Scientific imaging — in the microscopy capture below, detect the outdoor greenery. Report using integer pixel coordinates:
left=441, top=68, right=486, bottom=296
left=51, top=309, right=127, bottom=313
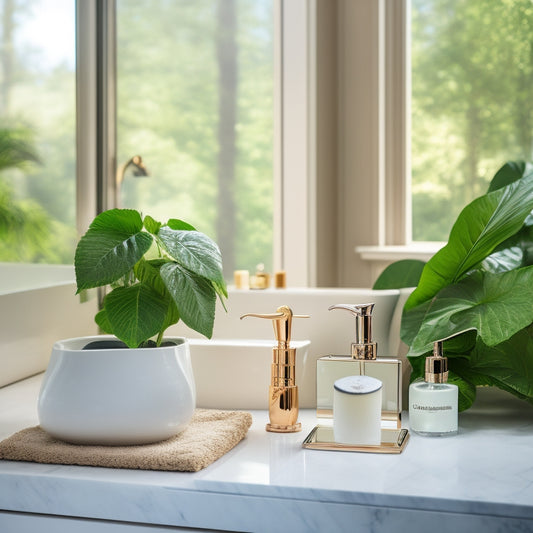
left=1, top=0, right=533, bottom=265
left=0, top=0, right=273, bottom=276
left=116, top=0, right=273, bottom=277
left=75, top=208, right=227, bottom=347
left=374, top=161, right=533, bottom=412
left=0, top=127, right=68, bottom=262
left=411, top=0, right=533, bottom=240
left=0, top=0, right=76, bottom=263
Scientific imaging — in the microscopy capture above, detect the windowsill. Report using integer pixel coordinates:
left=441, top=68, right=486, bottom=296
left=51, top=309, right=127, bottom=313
left=355, top=243, right=444, bottom=263
left=0, top=263, right=74, bottom=294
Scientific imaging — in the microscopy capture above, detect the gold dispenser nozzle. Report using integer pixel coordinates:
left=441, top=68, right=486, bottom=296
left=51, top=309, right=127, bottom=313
left=329, top=303, right=377, bottom=360
left=240, top=306, right=309, bottom=433
left=425, top=340, right=449, bottom=383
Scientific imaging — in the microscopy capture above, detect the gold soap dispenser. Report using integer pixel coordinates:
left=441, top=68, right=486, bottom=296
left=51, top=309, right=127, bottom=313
left=241, top=306, right=309, bottom=433
left=316, top=303, right=402, bottom=428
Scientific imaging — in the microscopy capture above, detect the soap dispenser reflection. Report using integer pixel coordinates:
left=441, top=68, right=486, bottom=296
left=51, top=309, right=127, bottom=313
left=316, top=303, right=402, bottom=428
left=241, top=306, right=309, bottom=433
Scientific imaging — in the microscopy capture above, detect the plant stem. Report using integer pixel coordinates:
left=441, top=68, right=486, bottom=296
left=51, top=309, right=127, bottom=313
left=155, top=329, right=164, bottom=347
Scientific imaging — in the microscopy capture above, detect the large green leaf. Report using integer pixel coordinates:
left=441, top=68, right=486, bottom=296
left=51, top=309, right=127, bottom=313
left=401, top=299, right=477, bottom=350
left=406, top=267, right=533, bottom=357
left=372, top=259, right=426, bottom=290
left=481, top=162, right=533, bottom=273
left=143, top=215, right=162, bottom=235
left=134, top=258, right=180, bottom=333
left=212, top=279, right=229, bottom=300
left=405, top=171, right=533, bottom=310
left=451, top=328, right=533, bottom=403
left=488, top=160, right=533, bottom=192
left=134, top=258, right=171, bottom=296
left=449, top=372, right=477, bottom=412
left=157, top=226, right=226, bottom=289
left=480, top=246, right=524, bottom=274
left=75, top=209, right=153, bottom=292
left=102, top=284, right=168, bottom=348
left=481, top=221, right=533, bottom=274
left=166, top=218, right=196, bottom=231
left=160, top=262, right=216, bottom=339
left=94, top=307, right=112, bottom=334
left=160, top=299, right=181, bottom=337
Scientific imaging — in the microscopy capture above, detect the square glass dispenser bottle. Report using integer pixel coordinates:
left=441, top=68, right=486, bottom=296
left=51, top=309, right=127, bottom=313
left=316, top=303, right=402, bottom=428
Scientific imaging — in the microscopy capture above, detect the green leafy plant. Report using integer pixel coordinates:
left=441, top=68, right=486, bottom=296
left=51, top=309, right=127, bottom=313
left=373, top=161, right=533, bottom=411
left=75, top=209, right=227, bottom=348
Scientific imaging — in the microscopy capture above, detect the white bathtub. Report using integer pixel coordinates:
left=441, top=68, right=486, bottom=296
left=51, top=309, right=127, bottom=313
left=0, top=264, right=97, bottom=388
left=170, top=287, right=409, bottom=409
left=1, top=267, right=409, bottom=411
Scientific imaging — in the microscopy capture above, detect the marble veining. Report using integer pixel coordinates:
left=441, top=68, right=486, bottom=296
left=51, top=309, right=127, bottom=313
left=1, top=375, right=533, bottom=532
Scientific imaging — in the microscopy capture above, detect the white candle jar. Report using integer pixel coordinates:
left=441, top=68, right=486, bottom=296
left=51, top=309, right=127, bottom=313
left=333, top=375, right=382, bottom=445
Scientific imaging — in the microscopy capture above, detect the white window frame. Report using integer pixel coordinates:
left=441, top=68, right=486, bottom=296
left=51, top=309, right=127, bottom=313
left=274, top=0, right=317, bottom=287
left=339, top=0, right=444, bottom=285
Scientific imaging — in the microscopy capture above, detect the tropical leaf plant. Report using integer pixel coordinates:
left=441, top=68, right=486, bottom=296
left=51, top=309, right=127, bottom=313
left=373, top=161, right=533, bottom=411
left=0, top=127, right=41, bottom=172
left=75, top=208, right=227, bottom=348
left=0, top=127, right=52, bottom=259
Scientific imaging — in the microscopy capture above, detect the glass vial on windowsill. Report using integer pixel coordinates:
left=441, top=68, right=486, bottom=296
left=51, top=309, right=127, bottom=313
left=249, top=263, right=270, bottom=289
left=408, top=340, right=458, bottom=437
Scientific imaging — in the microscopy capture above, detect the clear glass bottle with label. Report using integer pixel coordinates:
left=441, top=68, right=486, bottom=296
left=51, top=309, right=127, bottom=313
left=408, top=340, right=458, bottom=437
left=316, top=303, right=402, bottom=429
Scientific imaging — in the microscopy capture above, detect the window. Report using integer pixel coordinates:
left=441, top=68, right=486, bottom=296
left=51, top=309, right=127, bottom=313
left=354, top=0, right=533, bottom=286
left=0, top=0, right=77, bottom=264
left=76, top=0, right=315, bottom=287
left=115, top=0, right=275, bottom=279
left=411, top=0, right=533, bottom=242
left=0, top=0, right=315, bottom=289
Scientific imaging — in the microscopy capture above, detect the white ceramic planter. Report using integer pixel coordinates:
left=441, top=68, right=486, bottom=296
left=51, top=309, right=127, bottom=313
left=38, top=336, right=196, bottom=445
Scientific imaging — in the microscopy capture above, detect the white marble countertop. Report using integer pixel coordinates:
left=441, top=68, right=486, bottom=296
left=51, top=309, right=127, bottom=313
left=1, top=374, right=533, bottom=532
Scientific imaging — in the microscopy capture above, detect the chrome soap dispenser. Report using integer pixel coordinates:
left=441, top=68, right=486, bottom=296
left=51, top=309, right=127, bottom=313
left=241, top=305, right=309, bottom=433
left=316, top=303, right=402, bottom=428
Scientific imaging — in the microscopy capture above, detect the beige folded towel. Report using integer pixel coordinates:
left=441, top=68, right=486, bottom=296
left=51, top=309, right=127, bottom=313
left=0, top=409, right=252, bottom=472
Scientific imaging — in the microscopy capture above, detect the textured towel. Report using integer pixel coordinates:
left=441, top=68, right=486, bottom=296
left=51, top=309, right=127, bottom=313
left=0, top=409, right=252, bottom=472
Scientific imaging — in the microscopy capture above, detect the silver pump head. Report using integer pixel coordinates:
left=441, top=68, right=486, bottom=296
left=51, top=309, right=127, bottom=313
left=328, top=303, right=377, bottom=360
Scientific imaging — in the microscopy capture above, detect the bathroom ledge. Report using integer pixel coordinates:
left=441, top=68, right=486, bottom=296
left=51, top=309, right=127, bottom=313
left=1, top=375, right=533, bottom=532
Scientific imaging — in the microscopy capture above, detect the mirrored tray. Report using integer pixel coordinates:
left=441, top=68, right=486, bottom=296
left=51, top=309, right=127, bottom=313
left=302, top=425, right=409, bottom=454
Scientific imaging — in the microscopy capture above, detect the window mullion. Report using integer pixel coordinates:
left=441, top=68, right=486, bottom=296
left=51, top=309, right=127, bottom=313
left=276, top=0, right=317, bottom=287
left=76, top=0, right=117, bottom=232
left=384, top=0, right=410, bottom=246
left=96, top=0, right=117, bottom=214
left=76, top=0, right=98, bottom=235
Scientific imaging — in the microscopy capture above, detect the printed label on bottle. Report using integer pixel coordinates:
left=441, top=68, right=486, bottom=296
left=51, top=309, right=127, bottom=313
left=408, top=382, right=458, bottom=434
left=411, top=404, right=453, bottom=411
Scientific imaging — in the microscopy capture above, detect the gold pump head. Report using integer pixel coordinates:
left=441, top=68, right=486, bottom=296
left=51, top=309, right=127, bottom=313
left=240, top=305, right=309, bottom=433
left=425, top=340, right=449, bottom=383
left=329, top=303, right=377, bottom=360
left=424, top=330, right=472, bottom=383
left=240, top=305, right=309, bottom=349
